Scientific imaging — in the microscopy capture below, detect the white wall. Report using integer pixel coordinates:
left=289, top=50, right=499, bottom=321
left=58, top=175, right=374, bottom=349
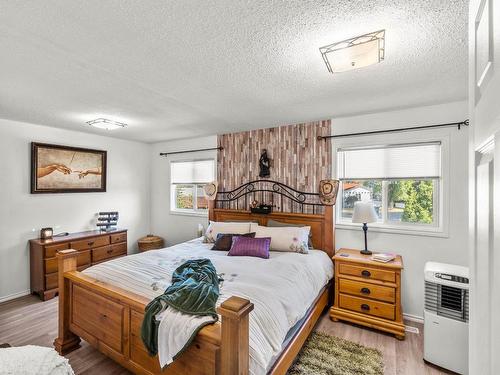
left=150, top=136, right=217, bottom=246
left=0, top=118, right=150, bottom=301
left=333, top=101, right=469, bottom=319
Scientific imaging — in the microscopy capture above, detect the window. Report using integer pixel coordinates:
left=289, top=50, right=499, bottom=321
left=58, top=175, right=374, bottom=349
left=170, top=159, right=215, bottom=215
left=337, top=142, right=442, bottom=232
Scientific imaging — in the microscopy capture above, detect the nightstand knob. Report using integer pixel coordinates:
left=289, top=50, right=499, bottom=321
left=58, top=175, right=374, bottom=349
left=361, top=270, right=371, bottom=277
left=361, top=304, right=370, bottom=311
left=361, top=287, right=371, bottom=295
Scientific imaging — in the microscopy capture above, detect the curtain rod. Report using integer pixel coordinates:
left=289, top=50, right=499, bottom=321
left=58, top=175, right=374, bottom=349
left=317, top=120, right=469, bottom=140
left=159, top=146, right=223, bottom=157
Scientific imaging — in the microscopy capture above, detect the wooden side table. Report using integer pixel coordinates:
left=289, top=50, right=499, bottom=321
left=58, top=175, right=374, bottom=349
left=330, top=248, right=405, bottom=339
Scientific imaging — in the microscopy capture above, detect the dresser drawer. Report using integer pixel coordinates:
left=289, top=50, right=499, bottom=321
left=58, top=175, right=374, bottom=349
left=71, top=236, right=110, bottom=251
left=45, top=264, right=93, bottom=291
left=45, top=272, right=58, bottom=290
left=110, top=232, right=127, bottom=244
left=339, top=278, right=395, bottom=303
left=339, top=294, right=395, bottom=320
left=92, top=243, right=127, bottom=263
left=44, top=250, right=91, bottom=274
left=339, top=263, right=396, bottom=283
left=44, top=243, right=70, bottom=258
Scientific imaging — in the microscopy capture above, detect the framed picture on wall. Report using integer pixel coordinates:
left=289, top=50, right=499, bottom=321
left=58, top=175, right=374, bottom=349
left=31, top=142, right=107, bottom=193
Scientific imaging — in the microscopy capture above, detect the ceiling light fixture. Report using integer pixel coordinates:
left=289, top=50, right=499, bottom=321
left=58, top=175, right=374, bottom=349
left=87, top=118, right=127, bottom=130
left=319, top=29, right=385, bottom=73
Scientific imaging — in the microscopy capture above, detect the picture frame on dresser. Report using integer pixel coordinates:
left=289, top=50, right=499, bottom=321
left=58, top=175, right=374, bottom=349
left=31, top=142, right=107, bottom=194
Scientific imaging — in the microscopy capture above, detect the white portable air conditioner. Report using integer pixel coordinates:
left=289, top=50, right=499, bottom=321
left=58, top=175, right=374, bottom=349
left=424, top=262, right=469, bottom=374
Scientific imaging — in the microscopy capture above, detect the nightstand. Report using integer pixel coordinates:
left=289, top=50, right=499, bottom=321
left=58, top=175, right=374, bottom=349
left=330, top=248, right=405, bottom=340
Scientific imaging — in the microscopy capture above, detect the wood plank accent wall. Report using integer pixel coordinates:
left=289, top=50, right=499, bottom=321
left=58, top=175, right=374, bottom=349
left=217, top=120, right=331, bottom=212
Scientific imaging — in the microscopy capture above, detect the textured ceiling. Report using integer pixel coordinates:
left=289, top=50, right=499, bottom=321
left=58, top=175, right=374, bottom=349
left=0, top=1, right=467, bottom=143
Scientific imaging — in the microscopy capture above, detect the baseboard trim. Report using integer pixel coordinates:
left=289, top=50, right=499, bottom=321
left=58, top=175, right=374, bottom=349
left=403, top=313, right=424, bottom=324
left=0, top=289, right=31, bottom=304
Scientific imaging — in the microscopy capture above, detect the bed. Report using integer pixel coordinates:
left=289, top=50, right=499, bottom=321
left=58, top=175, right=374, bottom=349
left=53, top=180, right=335, bottom=375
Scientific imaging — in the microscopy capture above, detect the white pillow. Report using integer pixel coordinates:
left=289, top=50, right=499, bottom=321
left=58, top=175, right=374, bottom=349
left=249, top=222, right=259, bottom=233
left=254, top=225, right=310, bottom=254
left=203, top=221, right=253, bottom=243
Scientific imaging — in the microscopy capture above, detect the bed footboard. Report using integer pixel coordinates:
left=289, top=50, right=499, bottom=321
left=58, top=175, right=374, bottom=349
left=218, top=296, right=254, bottom=375
left=54, top=250, right=254, bottom=375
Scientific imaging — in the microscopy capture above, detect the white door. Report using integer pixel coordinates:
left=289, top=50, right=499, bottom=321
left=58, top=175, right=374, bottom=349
left=470, top=140, right=494, bottom=374
left=468, top=0, right=500, bottom=373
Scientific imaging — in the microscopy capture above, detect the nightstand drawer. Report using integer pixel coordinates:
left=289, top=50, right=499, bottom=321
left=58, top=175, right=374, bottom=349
left=339, top=278, right=396, bottom=303
left=339, top=294, right=395, bottom=320
left=339, top=263, right=396, bottom=283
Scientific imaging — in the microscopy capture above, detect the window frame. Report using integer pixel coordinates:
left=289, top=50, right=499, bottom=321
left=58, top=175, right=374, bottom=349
left=170, top=158, right=215, bottom=217
left=333, top=131, right=450, bottom=238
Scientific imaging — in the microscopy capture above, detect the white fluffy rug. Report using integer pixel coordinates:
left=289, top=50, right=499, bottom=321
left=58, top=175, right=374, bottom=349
left=0, top=345, right=74, bottom=375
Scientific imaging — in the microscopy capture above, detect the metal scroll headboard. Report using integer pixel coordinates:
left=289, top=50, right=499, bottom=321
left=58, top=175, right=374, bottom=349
left=211, top=179, right=338, bottom=215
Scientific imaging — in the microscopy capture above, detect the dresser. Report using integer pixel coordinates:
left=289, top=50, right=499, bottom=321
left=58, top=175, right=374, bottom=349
left=330, top=248, right=405, bottom=339
left=30, top=229, right=128, bottom=300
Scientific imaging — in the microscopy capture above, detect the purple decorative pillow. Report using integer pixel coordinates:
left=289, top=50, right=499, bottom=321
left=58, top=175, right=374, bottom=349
left=228, top=236, right=271, bottom=259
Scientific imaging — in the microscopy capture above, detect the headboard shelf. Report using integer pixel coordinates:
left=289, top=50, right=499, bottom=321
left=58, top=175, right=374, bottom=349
left=214, top=179, right=329, bottom=214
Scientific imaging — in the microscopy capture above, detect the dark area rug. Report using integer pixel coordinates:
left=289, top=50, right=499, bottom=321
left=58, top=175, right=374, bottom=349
left=287, top=331, right=384, bottom=375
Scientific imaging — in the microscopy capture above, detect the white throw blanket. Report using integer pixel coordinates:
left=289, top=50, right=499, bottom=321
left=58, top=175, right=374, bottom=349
left=84, top=238, right=333, bottom=375
left=0, top=345, right=74, bottom=375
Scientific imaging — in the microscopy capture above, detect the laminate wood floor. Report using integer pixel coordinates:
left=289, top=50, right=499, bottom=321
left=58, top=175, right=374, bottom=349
left=0, top=295, right=454, bottom=375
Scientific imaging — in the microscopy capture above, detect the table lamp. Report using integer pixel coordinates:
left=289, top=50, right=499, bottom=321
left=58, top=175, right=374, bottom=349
left=352, top=201, right=378, bottom=255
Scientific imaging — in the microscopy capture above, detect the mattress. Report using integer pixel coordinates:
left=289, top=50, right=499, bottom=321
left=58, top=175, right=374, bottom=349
left=83, top=237, right=333, bottom=375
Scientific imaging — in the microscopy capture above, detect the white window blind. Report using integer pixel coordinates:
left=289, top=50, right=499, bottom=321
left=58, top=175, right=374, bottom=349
left=171, top=160, right=215, bottom=184
left=337, top=142, right=441, bottom=180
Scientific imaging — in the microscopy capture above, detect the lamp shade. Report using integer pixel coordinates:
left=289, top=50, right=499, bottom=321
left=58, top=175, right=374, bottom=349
left=352, top=201, right=378, bottom=224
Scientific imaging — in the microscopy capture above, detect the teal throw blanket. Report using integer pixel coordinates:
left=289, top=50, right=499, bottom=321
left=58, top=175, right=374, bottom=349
left=141, top=258, right=221, bottom=356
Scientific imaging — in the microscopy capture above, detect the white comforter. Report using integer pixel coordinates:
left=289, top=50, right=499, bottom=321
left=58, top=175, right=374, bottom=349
left=83, top=238, right=333, bottom=375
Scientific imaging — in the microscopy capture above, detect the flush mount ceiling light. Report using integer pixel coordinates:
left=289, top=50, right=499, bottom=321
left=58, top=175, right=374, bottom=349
left=86, top=118, right=127, bottom=130
left=319, top=29, right=385, bottom=73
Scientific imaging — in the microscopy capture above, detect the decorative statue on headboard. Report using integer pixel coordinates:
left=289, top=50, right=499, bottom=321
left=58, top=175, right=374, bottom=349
left=259, top=149, right=271, bottom=178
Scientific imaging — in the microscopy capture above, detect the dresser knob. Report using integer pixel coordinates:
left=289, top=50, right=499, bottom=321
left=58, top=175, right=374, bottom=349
left=361, top=304, right=370, bottom=311
left=361, top=287, right=371, bottom=295
left=361, top=270, right=371, bottom=277
left=88, top=241, right=94, bottom=246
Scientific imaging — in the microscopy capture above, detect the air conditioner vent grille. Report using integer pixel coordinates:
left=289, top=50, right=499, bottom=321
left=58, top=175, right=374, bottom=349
left=425, top=281, right=469, bottom=322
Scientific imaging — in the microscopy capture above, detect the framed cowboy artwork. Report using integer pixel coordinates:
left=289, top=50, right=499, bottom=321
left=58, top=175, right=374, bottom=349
left=31, top=142, right=107, bottom=193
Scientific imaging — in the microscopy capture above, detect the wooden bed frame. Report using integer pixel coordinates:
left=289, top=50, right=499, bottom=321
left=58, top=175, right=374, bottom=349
left=54, top=181, right=335, bottom=375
